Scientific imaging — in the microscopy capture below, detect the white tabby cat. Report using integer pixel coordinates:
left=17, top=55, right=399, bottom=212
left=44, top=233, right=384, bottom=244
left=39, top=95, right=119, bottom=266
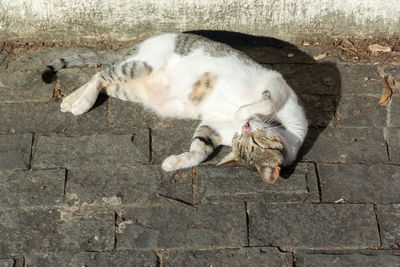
left=43, top=33, right=308, bottom=183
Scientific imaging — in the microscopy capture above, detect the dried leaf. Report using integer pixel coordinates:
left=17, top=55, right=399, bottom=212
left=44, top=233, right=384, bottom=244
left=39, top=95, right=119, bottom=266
left=369, top=44, right=392, bottom=53
left=313, top=53, right=327, bottom=60
left=378, top=76, right=393, bottom=106
left=342, top=38, right=357, bottom=52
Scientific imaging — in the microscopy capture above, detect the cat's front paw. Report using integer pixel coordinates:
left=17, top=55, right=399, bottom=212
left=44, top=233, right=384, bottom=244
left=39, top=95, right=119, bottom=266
left=162, top=154, right=186, bottom=172
left=162, top=152, right=202, bottom=172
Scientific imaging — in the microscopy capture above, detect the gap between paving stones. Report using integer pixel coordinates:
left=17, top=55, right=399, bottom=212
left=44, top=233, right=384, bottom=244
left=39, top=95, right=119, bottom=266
left=373, top=204, right=383, bottom=247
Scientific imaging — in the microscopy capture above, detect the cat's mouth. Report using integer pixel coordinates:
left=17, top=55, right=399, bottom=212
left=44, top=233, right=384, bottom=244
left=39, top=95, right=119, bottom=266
left=242, top=122, right=251, bottom=133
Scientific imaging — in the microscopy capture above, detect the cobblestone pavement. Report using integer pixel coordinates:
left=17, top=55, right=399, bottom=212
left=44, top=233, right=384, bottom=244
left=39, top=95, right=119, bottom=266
left=1, top=34, right=400, bottom=266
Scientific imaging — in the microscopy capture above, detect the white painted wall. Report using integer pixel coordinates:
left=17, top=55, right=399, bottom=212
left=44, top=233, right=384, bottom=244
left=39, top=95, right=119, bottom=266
left=0, top=0, right=399, bottom=42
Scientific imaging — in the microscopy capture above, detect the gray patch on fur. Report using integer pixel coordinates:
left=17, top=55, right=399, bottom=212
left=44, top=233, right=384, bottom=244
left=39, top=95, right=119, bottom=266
left=113, top=61, right=153, bottom=82
left=45, top=48, right=131, bottom=73
left=174, top=34, right=256, bottom=65
left=262, top=90, right=271, bottom=100
left=127, top=46, right=139, bottom=57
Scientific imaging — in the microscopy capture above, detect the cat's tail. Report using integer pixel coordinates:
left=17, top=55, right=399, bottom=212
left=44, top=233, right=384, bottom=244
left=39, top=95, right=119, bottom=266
left=42, top=48, right=131, bottom=83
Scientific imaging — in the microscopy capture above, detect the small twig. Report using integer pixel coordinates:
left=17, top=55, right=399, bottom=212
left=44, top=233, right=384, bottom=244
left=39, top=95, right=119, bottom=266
left=338, top=45, right=357, bottom=55
left=156, top=193, right=197, bottom=211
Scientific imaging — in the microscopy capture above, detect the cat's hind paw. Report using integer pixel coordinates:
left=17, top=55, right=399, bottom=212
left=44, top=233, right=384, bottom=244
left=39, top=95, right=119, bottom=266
left=60, top=84, right=98, bottom=115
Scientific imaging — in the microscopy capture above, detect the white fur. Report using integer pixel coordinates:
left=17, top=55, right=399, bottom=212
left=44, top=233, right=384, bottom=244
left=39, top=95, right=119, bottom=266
left=60, top=33, right=308, bottom=171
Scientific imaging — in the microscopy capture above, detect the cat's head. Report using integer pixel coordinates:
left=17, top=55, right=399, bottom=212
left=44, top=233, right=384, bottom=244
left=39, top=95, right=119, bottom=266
left=218, top=115, right=285, bottom=184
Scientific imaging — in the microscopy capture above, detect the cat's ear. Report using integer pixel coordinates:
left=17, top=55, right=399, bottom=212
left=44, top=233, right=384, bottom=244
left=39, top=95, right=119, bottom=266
left=216, top=152, right=240, bottom=166
left=257, top=165, right=280, bottom=184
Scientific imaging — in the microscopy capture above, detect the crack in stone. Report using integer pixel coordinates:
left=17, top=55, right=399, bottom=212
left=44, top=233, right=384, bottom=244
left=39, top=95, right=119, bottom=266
left=156, top=193, right=197, bottom=211
left=373, top=204, right=383, bottom=247
left=383, top=127, right=392, bottom=163
left=154, top=250, right=162, bottom=267
left=28, top=133, right=36, bottom=170
left=245, top=201, right=250, bottom=246
left=113, top=211, right=119, bottom=250
left=192, top=167, right=198, bottom=205
left=63, top=168, right=68, bottom=198
left=148, top=128, right=153, bottom=164
left=314, top=163, right=323, bottom=202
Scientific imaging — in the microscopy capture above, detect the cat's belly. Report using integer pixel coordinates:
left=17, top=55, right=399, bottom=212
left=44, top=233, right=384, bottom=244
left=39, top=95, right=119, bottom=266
left=123, top=66, right=245, bottom=131
left=122, top=70, right=194, bottom=117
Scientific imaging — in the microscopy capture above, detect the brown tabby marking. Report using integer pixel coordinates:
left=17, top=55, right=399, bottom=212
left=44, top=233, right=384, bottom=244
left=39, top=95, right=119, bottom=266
left=218, top=127, right=285, bottom=184
left=189, top=72, right=217, bottom=103
left=193, top=125, right=222, bottom=154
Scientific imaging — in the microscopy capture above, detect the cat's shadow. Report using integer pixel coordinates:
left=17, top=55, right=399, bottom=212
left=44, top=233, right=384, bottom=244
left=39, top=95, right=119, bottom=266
left=186, top=30, right=341, bottom=178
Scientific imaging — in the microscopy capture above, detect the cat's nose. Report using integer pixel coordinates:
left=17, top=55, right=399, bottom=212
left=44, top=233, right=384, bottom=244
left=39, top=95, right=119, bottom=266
left=242, top=122, right=251, bottom=133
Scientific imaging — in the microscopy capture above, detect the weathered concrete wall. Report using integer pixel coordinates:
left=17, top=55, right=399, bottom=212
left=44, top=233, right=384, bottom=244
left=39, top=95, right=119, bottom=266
left=0, top=0, right=399, bottom=42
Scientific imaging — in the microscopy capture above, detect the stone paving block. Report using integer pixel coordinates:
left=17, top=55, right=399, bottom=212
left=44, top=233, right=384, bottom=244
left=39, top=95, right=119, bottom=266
left=297, top=250, right=400, bottom=267
left=271, top=64, right=341, bottom=95
left=378, top=204, right=400, bottom=248
left=0, top=101, right=110, bottom=135
left=162, top=247, right=293, bottom=267
left=0, top=54, right=8, bottom=70
left=28, top=251, right=157, bottom=267
left=66, top=165, right=192, bottom=206
left=0, top=259, right=14, bottom=267
left=0, top=256, right=23, bottom=267
left=387, top=127, right=400, bottom=164
left=8, top=47, right=104, bottom=71
left=389, top=96, right=400, bottom=127
left=241, top=46, right=317, bottom=64
left=274, top=62, right=382, bottom=96
left=116, top=203, right=247, bottom=249
left=0, top=71, right=54, bottom=102
left=0, top=169, right=65, bottom=208
left=33, top=131, right=149, bottom=168
left=108, top=98, right=200, bottom=130
left=337, top=95, right=387, bottom=127
left=109, top=99, right=162, bottom=129
left=302, top=128, right=387, bottom=164
left=248, top=203, right=380, bottom=249
left=299, top=94, right=336, bottom=127
left=319, top=163, right=400, bottom=204
left=297, top=45, right=325, bottom=60
left=0, top=134, right=32, bottom=170
left=337, top=63, right=382, bottom=95
left=196, top=163, right=317, bottom=204
left=0, top=208, right=114, bottom=254
left=152, top=127, right=198, bottom=164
